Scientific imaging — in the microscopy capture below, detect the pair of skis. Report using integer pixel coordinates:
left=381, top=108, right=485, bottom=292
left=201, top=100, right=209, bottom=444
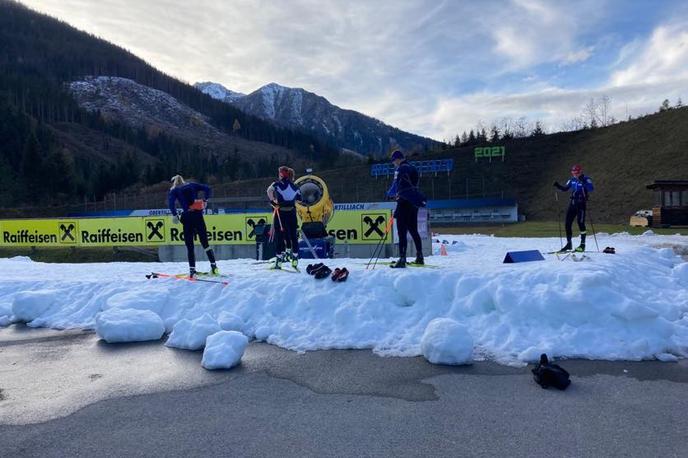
left=146, top=271, right=230, bottom=286
left=546, top=250, right=590, bottom=262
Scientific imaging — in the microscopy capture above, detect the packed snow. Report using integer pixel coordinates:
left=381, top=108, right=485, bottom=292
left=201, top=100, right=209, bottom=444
left=421, top=318, right=473, bottom=365
left=201, top=331, right=249, bottom=370
left=95, top=308, right=165, bottom=343
left=165, top=313, right=221, bottom=350
left=1, top=233, right=687, bottom=367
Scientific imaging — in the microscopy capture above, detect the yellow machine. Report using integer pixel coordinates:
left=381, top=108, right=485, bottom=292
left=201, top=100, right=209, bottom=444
left=295, top=173, right=334, bottom=229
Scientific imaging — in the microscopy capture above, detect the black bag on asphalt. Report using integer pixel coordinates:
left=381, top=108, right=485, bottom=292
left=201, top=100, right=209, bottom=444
left=531, top=353, right=571, bottom=390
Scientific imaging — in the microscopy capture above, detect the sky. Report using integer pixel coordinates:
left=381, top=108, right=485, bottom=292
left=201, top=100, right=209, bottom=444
left=19, top=0, right=688, bottom=141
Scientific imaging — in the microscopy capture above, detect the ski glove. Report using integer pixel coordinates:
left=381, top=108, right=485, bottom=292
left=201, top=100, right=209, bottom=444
left=553, top=181, right=560, bottom=188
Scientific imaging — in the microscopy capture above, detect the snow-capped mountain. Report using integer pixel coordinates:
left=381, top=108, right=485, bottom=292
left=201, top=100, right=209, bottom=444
left=194, top=81, right=246, bottom=103
left=70, top=76, right=292, bottom=158
left=195, top=81, right=439, bottom=157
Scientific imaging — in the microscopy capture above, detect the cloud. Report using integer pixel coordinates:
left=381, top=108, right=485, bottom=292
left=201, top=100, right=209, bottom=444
left=15, top=0, right=688, bottom=142
left=611, top=22, right=688, bottom=86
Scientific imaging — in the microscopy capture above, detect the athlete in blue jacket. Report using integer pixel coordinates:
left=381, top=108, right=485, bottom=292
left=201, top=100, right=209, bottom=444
left=168, top=175, right=218, bottom=277
left=386, top=150, right=425, bottom=268
left=554, top=164, right=594, bottom=252
left=267, top=166, right=302, bottom=269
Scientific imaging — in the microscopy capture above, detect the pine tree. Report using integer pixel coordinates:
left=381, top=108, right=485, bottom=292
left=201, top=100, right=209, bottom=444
left=660, top=99, right=671, bottom=112
left=530, top=121, right=545, bottom=137
left=22, top=131, right=44, bottom=192
left=489, top=126, right=500, bottom=143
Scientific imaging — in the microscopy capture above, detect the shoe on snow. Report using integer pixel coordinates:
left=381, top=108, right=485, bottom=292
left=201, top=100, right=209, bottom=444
left=390, top=259, right=407, bottom=268
left=335, top=268, right=349, bottom=282
left=413, top=257, right=424, bottom=265
left=574, top=245, right=586, bottom=253
left=210, top=265, right=220, bottom=276
left=314, top=265, right=332, bottom=279
left=307, top=263, right=324, bottom=275
left=330, top=268, right=342, bottom=281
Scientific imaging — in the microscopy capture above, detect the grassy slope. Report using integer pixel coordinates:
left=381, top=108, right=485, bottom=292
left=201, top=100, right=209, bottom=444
left=166, top=107, right=688, bottom=224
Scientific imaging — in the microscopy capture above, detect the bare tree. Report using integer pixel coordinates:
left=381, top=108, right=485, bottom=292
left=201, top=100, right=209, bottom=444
left=513, top=116, right=529, bottom=138
left=583, top=98, right=599, bottom=128
left=598, top=95, right=612, bottom=126
left=561, top=117, right=585, bottom=132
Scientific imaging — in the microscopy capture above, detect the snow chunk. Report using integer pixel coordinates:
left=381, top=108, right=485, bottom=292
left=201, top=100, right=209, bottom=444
left=656, top=352, right=678, bottom=362
left=201, top=331, right=249, bottom=370
left=12, top=290, right=58, bottom=322
left=642, top=230, right=655, bottom=236
left=421, top=318, right=473, bottom=365
left=673, top=262, right=688, bottom=286
left=217, top=311, right=246, bottom=333
left=165, top=313, right=221, bottom=350
left=95, top=308, right=165, bottom=343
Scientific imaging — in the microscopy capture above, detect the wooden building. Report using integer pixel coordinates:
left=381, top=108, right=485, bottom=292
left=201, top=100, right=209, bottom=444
left=646, top=180, right=688, bottom=227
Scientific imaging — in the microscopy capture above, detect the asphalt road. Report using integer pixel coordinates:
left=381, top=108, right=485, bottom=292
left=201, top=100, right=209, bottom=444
left=1, top=325, right=687, bottom=457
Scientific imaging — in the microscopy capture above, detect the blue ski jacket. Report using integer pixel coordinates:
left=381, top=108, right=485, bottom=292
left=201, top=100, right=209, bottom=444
left=386, top=160, right=426, bottom=207
left=168, top=182, right=212, bottom=215
left=555, top=175, right=593, bottom=203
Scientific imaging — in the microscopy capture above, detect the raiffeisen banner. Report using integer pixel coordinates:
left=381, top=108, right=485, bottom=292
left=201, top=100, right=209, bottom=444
left=0, top=208, right=394, bottom=247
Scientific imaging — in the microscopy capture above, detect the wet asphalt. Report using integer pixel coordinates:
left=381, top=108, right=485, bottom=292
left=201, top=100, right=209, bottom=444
left=1, top=325, right=687, bottom=457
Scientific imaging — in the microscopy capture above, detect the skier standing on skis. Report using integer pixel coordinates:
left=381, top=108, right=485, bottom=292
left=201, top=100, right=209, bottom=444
left=168, top=175, right=219, bottom=277
left=386, top=150, right=425, bottom=268
left=554, top=164, right=594, bottom=252
left=267, top=166, right=301, bottom=269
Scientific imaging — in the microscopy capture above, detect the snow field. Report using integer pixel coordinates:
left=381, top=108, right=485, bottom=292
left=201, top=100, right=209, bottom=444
left=0, top=233, right=686, bottom=366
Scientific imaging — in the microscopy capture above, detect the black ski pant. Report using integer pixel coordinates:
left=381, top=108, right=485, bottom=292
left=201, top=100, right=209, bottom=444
left=564, top=201, right=587, bottom=242
left=274, top=208, right=299, bottom=255
left=181, top=210, right=216, bottom=268
left=394, top=199, right=423, bottom=259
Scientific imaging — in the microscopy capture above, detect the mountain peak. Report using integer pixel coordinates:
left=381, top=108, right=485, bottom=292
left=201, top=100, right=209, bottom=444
left=200, top=80, right=438, bottom=156
left=194, top=81, right=245, bottom=103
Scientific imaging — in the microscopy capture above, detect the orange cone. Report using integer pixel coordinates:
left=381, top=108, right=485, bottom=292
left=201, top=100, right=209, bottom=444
left=440, top=244, right=448, bottom=256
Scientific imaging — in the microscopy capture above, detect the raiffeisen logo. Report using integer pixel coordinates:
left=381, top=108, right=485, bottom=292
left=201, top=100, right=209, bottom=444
left=81, top=228, right=144, bottom=244
left=3, top=230, right=57, bottom=244
left=170, top=226, right=242, bottom=242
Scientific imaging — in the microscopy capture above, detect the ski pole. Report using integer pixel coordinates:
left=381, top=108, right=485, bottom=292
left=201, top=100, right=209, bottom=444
left=581, top=188, right=600, bottom=252
left=366, top=218, right=390, bottom=269
left=367, top=216, right=394, bottom=270
left=300, top=229, right=319, bottom=259
left=268, top=205, right=278, bottom=243
left=555, top=192, right=563, bottom=250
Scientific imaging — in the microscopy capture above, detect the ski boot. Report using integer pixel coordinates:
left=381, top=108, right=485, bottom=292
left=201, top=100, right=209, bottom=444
left=558, top=242, right=572, bottom=253
left=273, top=253, right=285, bottom=270
left=413, top=256, right=424, bottom=265
left=574, top=244, right=586, bottom=253
left=390, top=257, right=407, bottom=268
left=210, top=263, right=220, bottom=276
left=286, top=249, right=299, bottom=269
left=189, top=267, right=197, bottom=278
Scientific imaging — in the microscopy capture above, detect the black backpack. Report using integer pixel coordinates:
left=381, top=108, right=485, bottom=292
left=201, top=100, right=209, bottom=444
left=531, top=354, right=571, bottom=390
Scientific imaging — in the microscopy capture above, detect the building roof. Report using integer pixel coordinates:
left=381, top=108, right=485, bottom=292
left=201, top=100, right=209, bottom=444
left=646, top=180, right=688, bottom=190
